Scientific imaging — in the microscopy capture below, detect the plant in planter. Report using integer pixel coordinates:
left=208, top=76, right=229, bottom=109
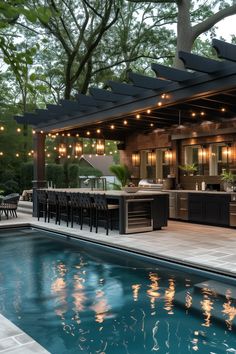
left=109, top=164, right=131, bottom=190
left=179, top=163, right=198, bottom=176
left=220, top=170, right=236, bottom=191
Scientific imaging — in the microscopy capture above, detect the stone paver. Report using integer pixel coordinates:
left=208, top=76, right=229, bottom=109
left=0, top=315, right=49, bottom=353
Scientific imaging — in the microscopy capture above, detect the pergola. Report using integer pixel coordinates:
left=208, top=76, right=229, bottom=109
left=15, top=38, right=236, bottom=197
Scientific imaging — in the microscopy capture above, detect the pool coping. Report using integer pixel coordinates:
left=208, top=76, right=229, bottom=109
left=1, top=221, right=236, bottom=280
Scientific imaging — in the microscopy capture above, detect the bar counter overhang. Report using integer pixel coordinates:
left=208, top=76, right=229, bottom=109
left=38, top=188, right=169, bottom=234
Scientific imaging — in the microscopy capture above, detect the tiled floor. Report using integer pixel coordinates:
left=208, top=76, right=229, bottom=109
left=0, top=212, right=236, bottom=352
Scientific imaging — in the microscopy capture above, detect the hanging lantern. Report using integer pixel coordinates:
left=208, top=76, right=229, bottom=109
left=132, top=152, right=140, bottom=166
left=74, top=141, right=83, bottom=157
left=96, top=139, right=105, bottom=155
left=222, top=143, right=232, bottom=164
left=147, top=150, right=156, bottom=166
left=58, top=143, right=67, bottom=157
left=164, top=148, right=173, bottom=165
left=198, top=144, right=208, bottom=164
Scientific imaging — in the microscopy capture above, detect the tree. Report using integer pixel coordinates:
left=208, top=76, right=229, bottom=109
left=127, top=0, right=236, bottom=68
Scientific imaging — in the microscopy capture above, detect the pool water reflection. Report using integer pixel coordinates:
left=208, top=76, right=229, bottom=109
left=0, top=228, right=236, bottom=353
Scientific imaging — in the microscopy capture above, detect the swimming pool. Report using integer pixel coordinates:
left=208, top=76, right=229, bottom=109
left=0, top=227, right=236, bottom=354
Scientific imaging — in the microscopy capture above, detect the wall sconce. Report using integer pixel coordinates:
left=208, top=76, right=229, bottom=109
left=74, top=141, right=83, bottom=157
left=198, top=144, right=208, bottom=164
left=58, top=143, right=67, bottom=157
left=147, top=150, right=156, bottom=166
left=96, top=139, right=105, bottom=155
left=164, top=148, right=173, bottom=165
left=222, top=143, right=232, bottom=164
left=132, top=152, right=140, bottom=166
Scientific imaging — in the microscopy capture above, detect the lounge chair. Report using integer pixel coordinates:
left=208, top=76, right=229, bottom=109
left=0, top=193, right=20, bottom=220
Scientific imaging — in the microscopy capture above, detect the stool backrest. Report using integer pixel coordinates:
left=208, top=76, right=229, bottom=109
left=69, top=193, right=80, bottom=207
left=93, top=194, right=107, bottom=210
left=57, top=192, right=68, bottom=206
left=80, top=193, right=92, bottom=208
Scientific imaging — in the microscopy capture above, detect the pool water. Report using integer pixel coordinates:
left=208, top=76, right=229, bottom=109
left=0, top=228, right=236, bottom=354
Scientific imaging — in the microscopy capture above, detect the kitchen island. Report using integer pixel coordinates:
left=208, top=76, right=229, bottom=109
left=37, top=188, right=169, bottom=234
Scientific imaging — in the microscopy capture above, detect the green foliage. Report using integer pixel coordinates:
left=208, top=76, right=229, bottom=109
left=109, top=164, right=130, bottom=188
left=68, top=164, right=79, bottom=187
left=0, top=180, right=19, bottom=195
left=20, top=162, right=33, bottom=190
left=46, top=164, right=64, bottom=187
left=220, top=170, right=236, bottom=183
left=179, top=163, right=198, bottom=174
left=78, top=166, right=102, bottom=177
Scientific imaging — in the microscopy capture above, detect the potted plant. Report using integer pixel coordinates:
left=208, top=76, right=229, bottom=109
left=109, top=164, right=131, bottom=190
left=220, top=169, right=236, bottom=192
left=179, top=163, right=198, bottom=176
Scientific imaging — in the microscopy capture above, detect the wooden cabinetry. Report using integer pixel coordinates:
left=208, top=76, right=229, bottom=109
left=188, top=193, right=230, bottom=226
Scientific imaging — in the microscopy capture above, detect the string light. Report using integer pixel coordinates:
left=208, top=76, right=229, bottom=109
left=110, top=125, right=115, bottom=129
left=221, top=107, right=226, bottom=112
left=86, top=131, right=90, bottom=136
left=147, top=109, right=151, bottom=114
left=157, top=101, right=162, bottom=106
left=200, top=112, right=205, bottom=116
left=191, top=112, right=196, bottom=117
left=16, top=153, right=19, bottom=157
left=0, top=126, right=4, bottom=131
left=136, top=114, right=140, bottom=119
left=0, top=152, right=3, bottom=156
left=16, top=128, right=21, bottom=133
left=123, top=120, right=128, bottom=125
left=96, top=129, right=101, bottom=133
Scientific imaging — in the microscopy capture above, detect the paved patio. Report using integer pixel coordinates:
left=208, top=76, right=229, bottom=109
left=1, top=212, right=236, bottom=276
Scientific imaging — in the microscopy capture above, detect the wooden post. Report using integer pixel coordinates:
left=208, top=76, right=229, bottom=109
left=32, top=132, right=47, bottom=216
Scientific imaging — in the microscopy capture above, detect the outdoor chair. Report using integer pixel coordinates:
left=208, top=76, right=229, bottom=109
left=37, top=190, right=48, bottom=222
left=69, top=193, right=81, bottom=228
left=80, top=193, right=93, bottom=232
left=57, top=192, right=70, bottom=227
left=0, top=194, right=20, bottom=220
left=93, top=194, right=119, bottom=235
left=47, top=191, right=58, bottom=224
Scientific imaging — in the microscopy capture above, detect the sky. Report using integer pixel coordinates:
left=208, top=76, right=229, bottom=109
left=215, top=14, right=236, bottom=40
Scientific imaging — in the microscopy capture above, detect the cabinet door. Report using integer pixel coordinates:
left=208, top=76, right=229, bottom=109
left=204, top=195, right=230, bottom=226
left=188, top=194, right=204, bottom=222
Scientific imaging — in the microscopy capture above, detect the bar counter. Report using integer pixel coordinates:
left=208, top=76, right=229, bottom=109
left=39, top=188, right=169, bottom=234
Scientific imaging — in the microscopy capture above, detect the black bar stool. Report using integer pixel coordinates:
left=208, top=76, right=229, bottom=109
left=93, top=194, right=119, bottom=235
left=80, top=193, right=93, bottom=232
left=69, top=193, right=81, bottom=228
left=57, top=192, right=70, bottom=227
left=47, top=191, right=58, bottom=224
left=37, top=190, right=47, bottom=222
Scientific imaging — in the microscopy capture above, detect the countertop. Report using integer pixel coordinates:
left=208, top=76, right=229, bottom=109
left=163, top=189, right=235, bottom=195
left=43, top=188, right=168, bottom=197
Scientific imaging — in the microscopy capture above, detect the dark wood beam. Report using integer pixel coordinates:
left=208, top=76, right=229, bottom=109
left=151, top=63, right=196, bottom=82
left=212, top=38, right=236, bottom=62
left=179, top=51, right=226, bottom=73
left=108, top=81, right=154, bottom=96
left=128, top=72, right=171, bottom=90
left=89, top=87, right=127, bottom=102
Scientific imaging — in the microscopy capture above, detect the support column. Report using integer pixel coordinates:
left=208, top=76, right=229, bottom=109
left=32, top=132, right=47, bottom=216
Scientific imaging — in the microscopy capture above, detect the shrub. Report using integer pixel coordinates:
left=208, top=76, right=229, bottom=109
left=68, top=164, right=79, bottom=187
left=20, top=162, right=34, bottom=190
left=46, top=164, right=65, bottom=187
